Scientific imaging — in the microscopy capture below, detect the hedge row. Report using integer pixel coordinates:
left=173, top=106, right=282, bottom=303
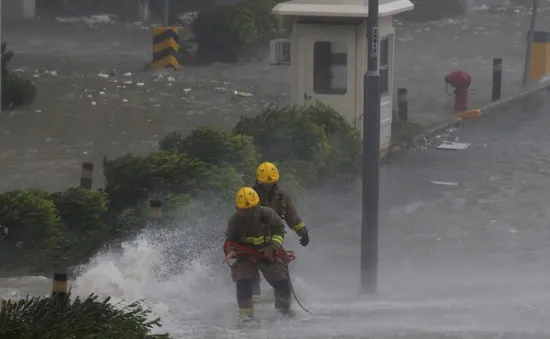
left=192, top=0, right=286, bottom=63
left=0, top=102, right=361, bottom=275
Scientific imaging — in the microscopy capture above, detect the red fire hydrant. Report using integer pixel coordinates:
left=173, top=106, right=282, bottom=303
left=444, top=71, right=472, bottom=110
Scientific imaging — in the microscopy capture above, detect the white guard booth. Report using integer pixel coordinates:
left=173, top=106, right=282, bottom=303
left=272, top=0, right=414, bottom=151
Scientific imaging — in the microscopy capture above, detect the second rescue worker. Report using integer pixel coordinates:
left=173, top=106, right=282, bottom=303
left=251, top=161, right=310, bottom=303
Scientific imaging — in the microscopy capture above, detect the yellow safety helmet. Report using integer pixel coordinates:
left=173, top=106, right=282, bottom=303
left=256, top=162, right=280, bottom=184
left=235, top=187, right=260, bottom=209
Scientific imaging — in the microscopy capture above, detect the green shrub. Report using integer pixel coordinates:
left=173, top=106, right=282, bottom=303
left=0, top=293, right=170, bottom=339
left=198, top=165, right=245, bottom=199
left=0, top=190, right=60, bottom=252
left=243, top=0, right=284, bottom=41
left=51, top=188, right=111, bottom=265
left=102, top=151, right=208, bottom=211
left=192, top=0, right=282, bottom=63
left=103, top=150, right=245, bottom=212
left=234, top=106, right=330, bottom=163
left=1, top=42, right=37, bottom=108
left=102, top=154, right=152, bottom=211
left=193, top=4, right=258, bottom=63
left=233, top=104, right=362, bottom=185
left=2, top=74, right=37, bottom=107
left=159, top=126, right=260, bottom=180
left=302, top=103, right=362, bottom=181
left=233, top=105, right=331, bottom=185
left=161, top=193, right=193, bottom=221
left=0, top=190, right=61, bottom=273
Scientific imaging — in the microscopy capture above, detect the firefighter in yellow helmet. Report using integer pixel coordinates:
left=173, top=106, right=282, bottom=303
left=251, top=162, right=309, bottom=303
left=224, top=187, right=294, bottom=323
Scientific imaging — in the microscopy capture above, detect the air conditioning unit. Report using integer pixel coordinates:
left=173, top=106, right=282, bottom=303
left=269, top=39, right=291, bottom=65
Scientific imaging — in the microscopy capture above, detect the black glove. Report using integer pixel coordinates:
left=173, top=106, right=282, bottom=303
left=299, top=233, right=309, bottom=247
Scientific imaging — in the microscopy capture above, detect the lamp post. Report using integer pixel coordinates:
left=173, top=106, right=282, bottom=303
left=360, top=0, right=380, bottom=294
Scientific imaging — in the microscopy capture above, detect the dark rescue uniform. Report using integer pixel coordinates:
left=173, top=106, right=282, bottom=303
left=251, top=184, right=308, bottom=300
left=253, top=184, right=309, bottom=237
left=225, top=206, right=292, bottom=316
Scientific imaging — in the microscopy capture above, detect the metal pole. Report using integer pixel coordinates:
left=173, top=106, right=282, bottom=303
left=51, top=272, right=68, bottom=302
left=149, top=199, right=163, bottom=225
left=492, top=58, right=502, bottom=101
left=361, top=0, right=380, bottom=295
left=522, top=0, right=539, bottom=87
left=80, top=162, right=94, bottom=189
left=163, top=0, right=170, bottom=26
left=397, top=88, right=408, bottom=121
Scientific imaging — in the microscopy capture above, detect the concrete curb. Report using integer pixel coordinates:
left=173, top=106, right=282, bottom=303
left=382, top=81, right=550, bottom=163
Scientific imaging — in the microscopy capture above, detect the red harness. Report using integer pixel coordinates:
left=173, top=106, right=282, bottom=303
left=223, top=241, right=296, bottom=265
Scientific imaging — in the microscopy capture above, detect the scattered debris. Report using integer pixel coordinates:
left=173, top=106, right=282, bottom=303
left=234, top=90, right=253, bottom=97
left=473, top=4, right=490, bottom=11
left=430, top=181, right=458, bottom=186
left=437, top=141, right=471, bottom=150
left=167, top=76, right=176, bottom=82
left=55, top=14, right=116, bottom=26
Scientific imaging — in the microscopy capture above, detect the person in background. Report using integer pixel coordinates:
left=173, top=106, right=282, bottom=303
left=251, top=162, right=310, bottom=303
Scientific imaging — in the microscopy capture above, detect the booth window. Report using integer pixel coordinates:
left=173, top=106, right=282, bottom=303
left=379, top=37, right=390, bottom=96
left=313, top=41, right=347, bottom=95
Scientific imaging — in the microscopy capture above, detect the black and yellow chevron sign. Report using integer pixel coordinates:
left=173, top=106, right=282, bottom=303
left=152, top=27, right=180, bottom=69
